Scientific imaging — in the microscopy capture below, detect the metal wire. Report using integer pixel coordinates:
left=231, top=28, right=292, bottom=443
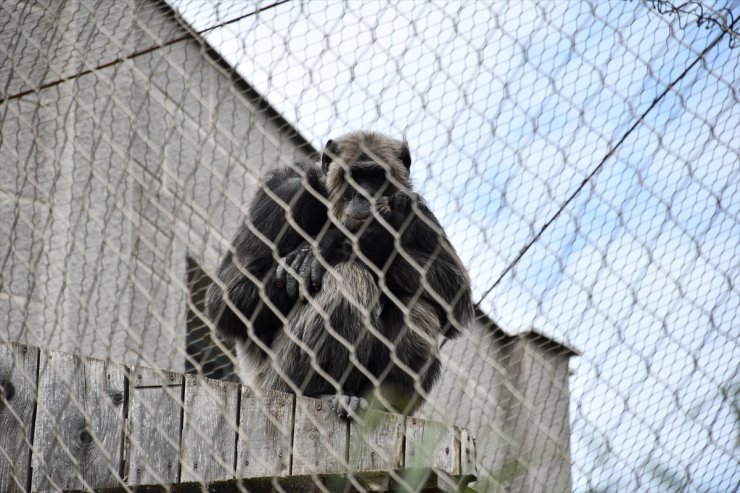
left=0, top=1, right=737, bottom=492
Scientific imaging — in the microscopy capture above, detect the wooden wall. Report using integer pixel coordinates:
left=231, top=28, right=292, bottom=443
left=0, top=341, right=475, bottom=492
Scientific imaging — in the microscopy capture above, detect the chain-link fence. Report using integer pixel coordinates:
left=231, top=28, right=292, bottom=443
left=0, top=1, right=737, bottom=492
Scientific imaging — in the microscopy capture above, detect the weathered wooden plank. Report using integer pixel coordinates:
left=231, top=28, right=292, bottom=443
left=0, top=342, right=38, bottom=493
left=180, top=374, right=239, bottom=482
left=292, top=396, right=348, bottom=475
left=32, top=350, right=126, bottom=491
left=130, top=365, right=181, bottom=388
left=460, top=428, right=477, bottom=477
left=237, top=387, right=294, bottom=477
left=4, top=342, right=476, bottom=490
left=127, top=366, right=183, bottom=485
left=404, top=417, right=460, bottom=475
left=349, top=411, right=405, bottom=471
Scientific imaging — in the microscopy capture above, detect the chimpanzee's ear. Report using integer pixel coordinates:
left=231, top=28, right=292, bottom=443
left=399, top=143, right=411, bottom=169
left=321, top=139, right=337, bottom=173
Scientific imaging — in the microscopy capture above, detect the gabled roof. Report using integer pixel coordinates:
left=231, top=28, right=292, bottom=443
left=475, top=308, right=580, bottom=357
left=162, top=0, right=317, bottom=157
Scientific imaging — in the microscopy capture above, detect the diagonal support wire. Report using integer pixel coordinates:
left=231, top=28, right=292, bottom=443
left=477, top=11, right=739, bottom=306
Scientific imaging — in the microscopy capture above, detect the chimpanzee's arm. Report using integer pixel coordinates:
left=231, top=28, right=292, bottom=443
left=372, top=193, right=474, bottom=338
left=205, top=162, right=328, bottom=344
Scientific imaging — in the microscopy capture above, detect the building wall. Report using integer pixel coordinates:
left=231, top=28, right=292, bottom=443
left=422, top=318, right=573, bottom=492
left=0, top=0, right=310, bottom=370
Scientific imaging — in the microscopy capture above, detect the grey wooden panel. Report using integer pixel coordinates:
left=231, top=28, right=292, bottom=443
left=31, top=350, right=126, bottom=490
left=0, top=342, right=38, bottom=493
left=237, top=387, right=294, bottom=477
left=404, top=417, right=459, bottom=475
left=349, top=411, right=405, bottom=471
left=180, top=375, right=239, bottom=482
left=292, top=396, right=348, bottom=475
left=127, top=367, right=182, bottom=485
left=130, top=365, right=181, bottom=388
left=460, top=428, right=477, bottom=477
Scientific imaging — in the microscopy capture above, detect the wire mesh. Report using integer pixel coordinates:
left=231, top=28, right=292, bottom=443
left=0, top=1, right=737, bottom=492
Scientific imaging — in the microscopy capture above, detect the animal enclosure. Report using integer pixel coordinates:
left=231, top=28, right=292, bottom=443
left=1, top=1, right=737, bottom=492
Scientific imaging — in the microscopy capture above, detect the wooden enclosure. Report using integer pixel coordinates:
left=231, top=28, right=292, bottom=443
left=0, top=341, right=476, bottom=492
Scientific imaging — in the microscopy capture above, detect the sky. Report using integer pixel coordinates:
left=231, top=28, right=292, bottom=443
left=170, top=1, right=739, bottom=491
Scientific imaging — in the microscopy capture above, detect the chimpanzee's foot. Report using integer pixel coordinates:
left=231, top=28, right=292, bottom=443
left=317, top=394, right=369, bottom=420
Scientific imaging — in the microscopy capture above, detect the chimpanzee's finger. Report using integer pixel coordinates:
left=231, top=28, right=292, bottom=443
left=286, top=249, right=306, bottom=299
left=275, top=263, right=286, bottom=289
left=309, top=254, right=326, bottom=293
left=294, top=250, right=310, bottom=292
left=276, top=249, right=298, bottom=290
left=376, top=196, right=391, bottom=217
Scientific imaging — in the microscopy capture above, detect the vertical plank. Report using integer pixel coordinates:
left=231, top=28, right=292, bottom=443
left=292, top=396, right=348, bottom=475
left=237, top=387, right=294, bottom=477
left=82, top=357, right=127, bottom=486
left=404, top=417, right=459, bottom=475
left=460, top=428, right=477, bottom=477
left=127, top=366, right=183, bottom=485
left=349, top=411, right=405, bottom=471
left=32, top=350, right=126, bottom=491
left=0, top=342, right=38, bottom=493
left=180, top=374, right=239, bottom=482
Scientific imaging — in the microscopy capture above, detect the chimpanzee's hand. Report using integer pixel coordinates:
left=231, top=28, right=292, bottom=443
left=377, top=191, right=413, bottom=228
left=274, top=242, right=325, bottom=299
left=318, top=394, right=369, bottom=420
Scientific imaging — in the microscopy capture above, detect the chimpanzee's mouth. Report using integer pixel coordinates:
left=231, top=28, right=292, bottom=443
left=346, top=215, right=368, bottom=231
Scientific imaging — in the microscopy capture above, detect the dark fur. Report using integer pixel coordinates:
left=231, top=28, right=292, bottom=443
left=206, top=131, right=473, bottom=414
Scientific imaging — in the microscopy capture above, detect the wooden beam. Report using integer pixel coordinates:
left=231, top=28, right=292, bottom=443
left=237, top=387, right=294, bottom=477
left=404, top=417, right=460, bottom=475
left=460, top=428, right=477, bottom=477
left=180, top=374, right=239, bottom=482
left=349, top=411, right=405, bottom=471
left=127, top=366, right=183, bottom=485
left=0, top=343, right=38, bottom=493
left=32, top=349, right=125, bottom=490
left=291, top=396, right=348, bottom=475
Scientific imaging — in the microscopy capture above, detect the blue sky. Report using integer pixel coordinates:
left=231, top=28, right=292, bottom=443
left=171, top=1, right=739, bottom=490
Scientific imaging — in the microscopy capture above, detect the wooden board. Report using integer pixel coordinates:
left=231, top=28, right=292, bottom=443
left=130, top=365, right=181, bottom=388
left=0, top=342, right=38, bottom=493
left=237, top=387, right=294, bottom=477
left=0, top=342, right=477, bottom=489
left=460, top=428, right=477, bottom=477
left=180, top=374, right=239, bottom=482
left=291, top=396, right=348, bottom=475
left=404, top=417, right=459, bottom=475
left=349, top=411, right=405, bottom=471
left=32, top=350, right=126, bottom=490
left=127, top=365, right=183, bottom=485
